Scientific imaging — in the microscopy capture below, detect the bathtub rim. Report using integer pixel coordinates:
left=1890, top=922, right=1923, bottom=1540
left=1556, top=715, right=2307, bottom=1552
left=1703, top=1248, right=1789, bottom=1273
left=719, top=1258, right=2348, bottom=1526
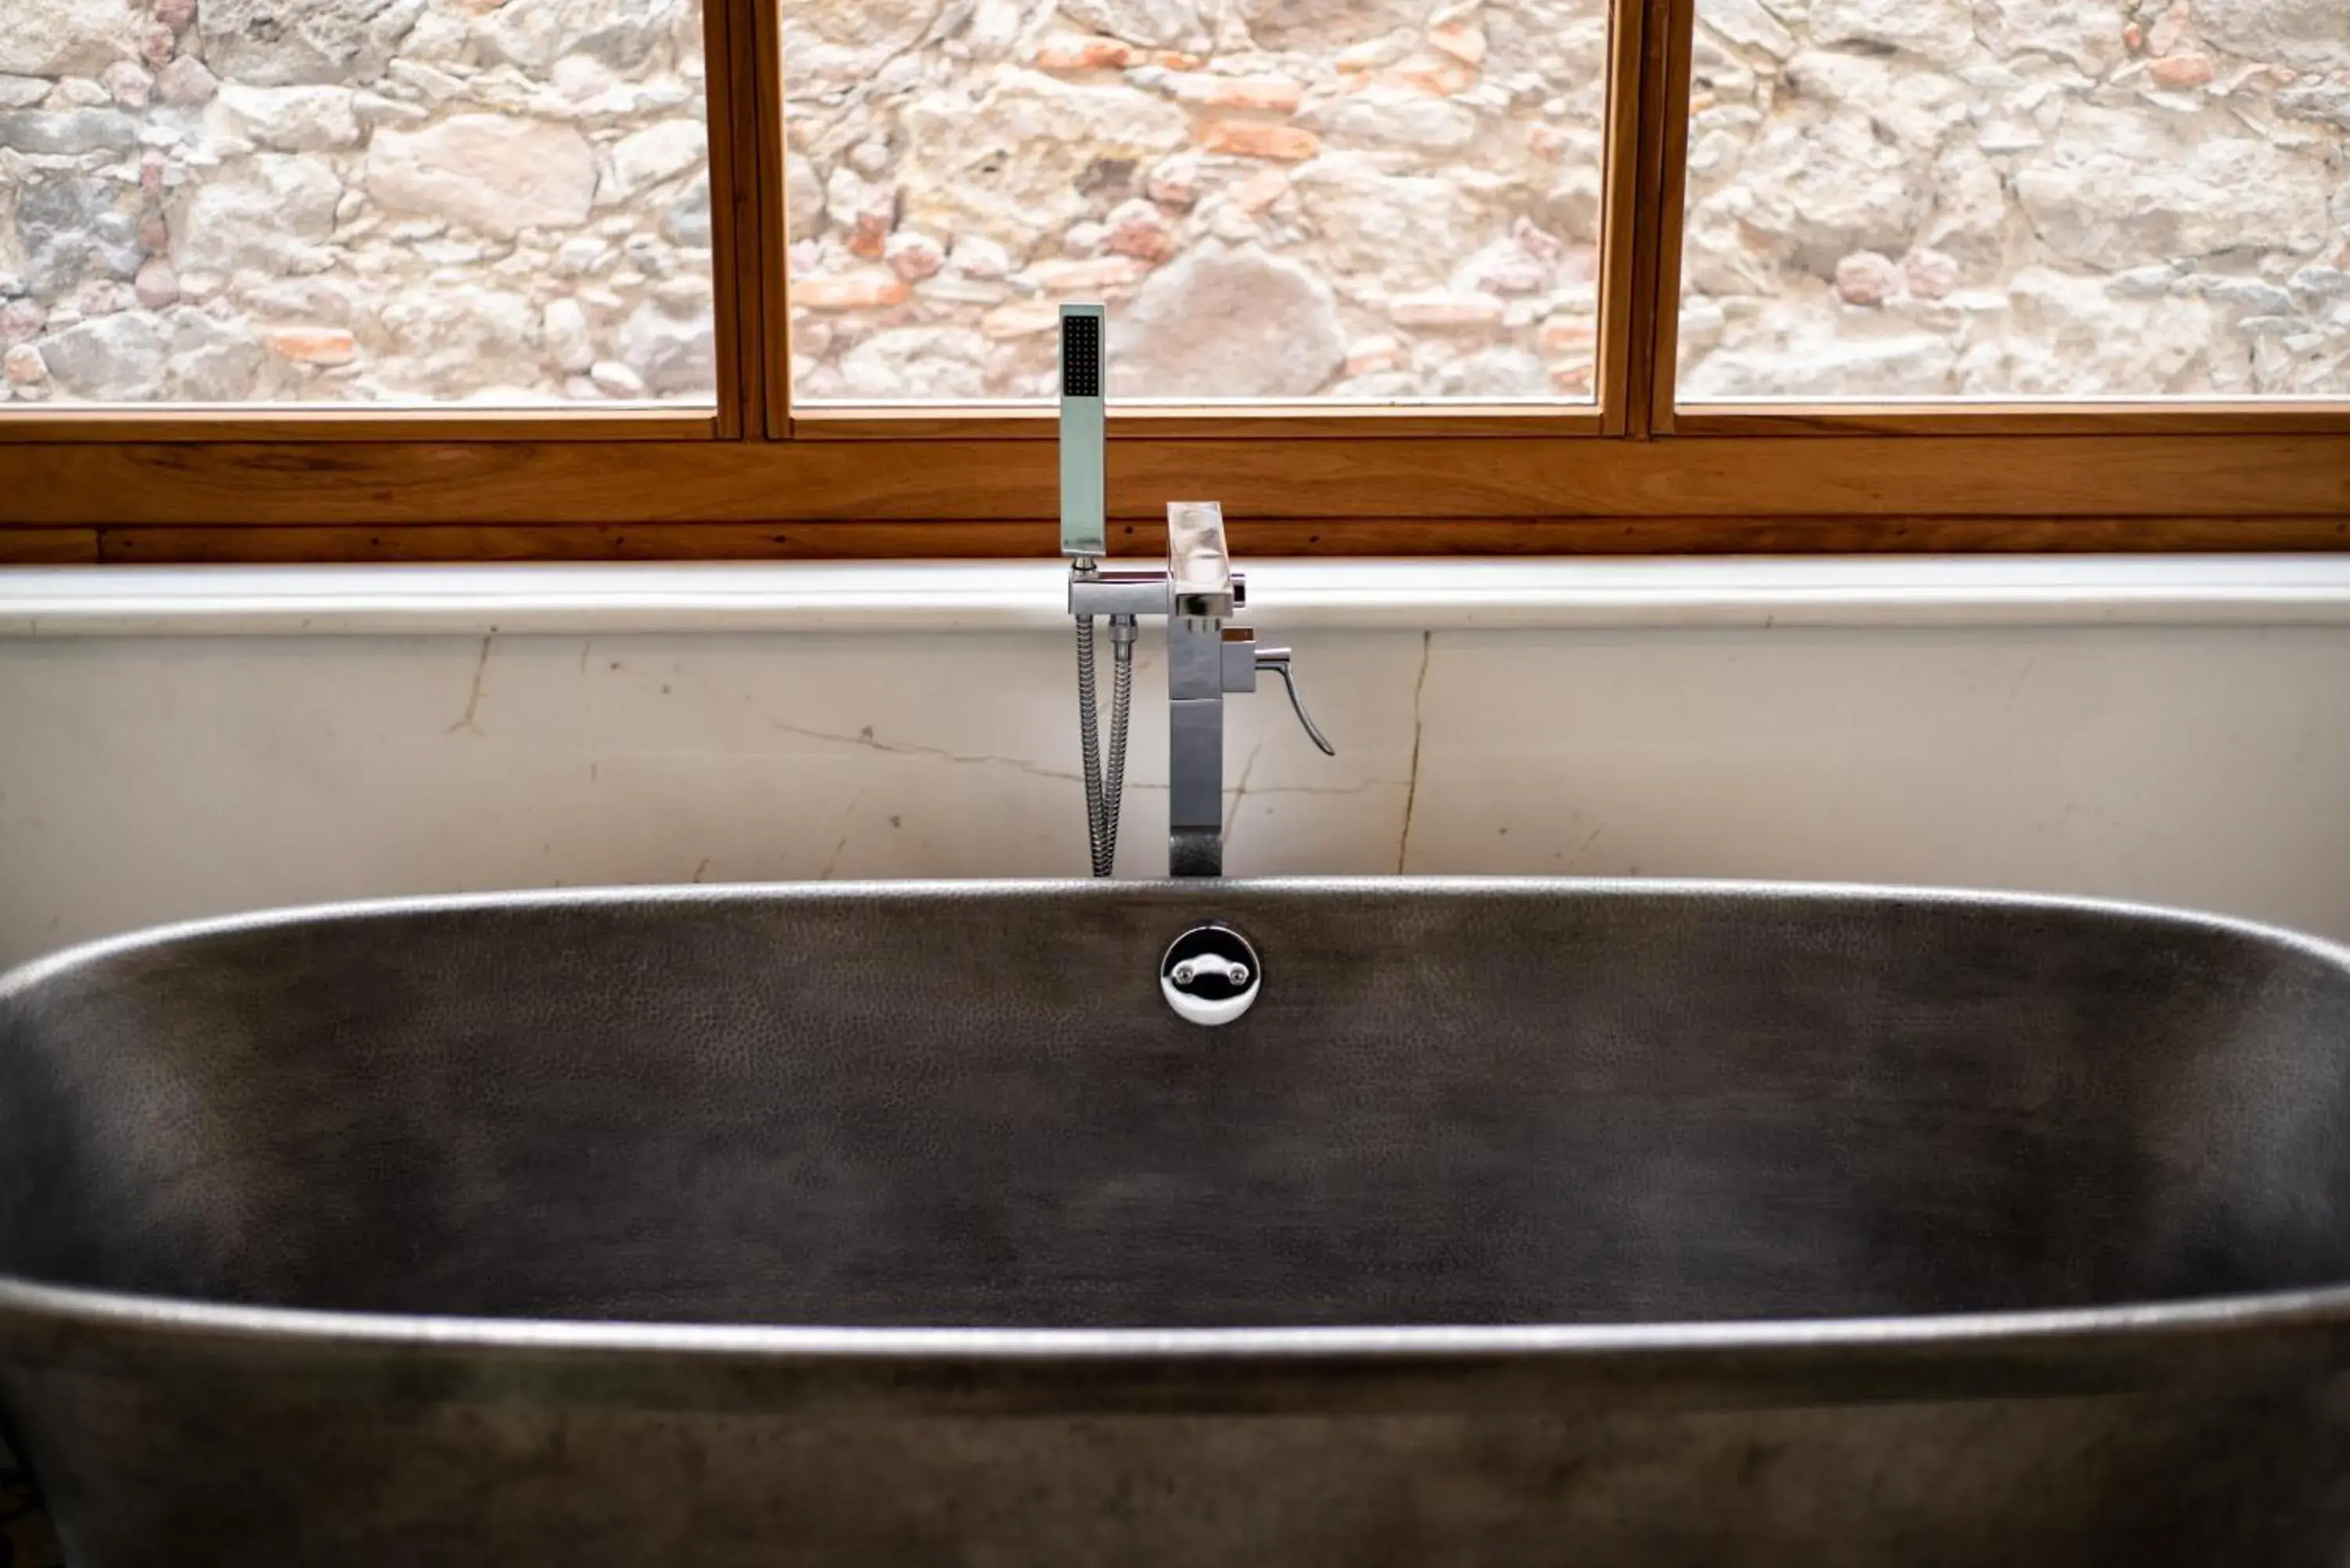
left=2, top=1271, right=2349, bottom=1417
left=9, top=873, right=2350, bottom=1003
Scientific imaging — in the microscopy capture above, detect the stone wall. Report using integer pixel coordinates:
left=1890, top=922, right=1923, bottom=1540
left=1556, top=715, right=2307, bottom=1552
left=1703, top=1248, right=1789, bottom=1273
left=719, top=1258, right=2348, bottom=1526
left=8, top=0, right=2340, bottom=406
left=1681, top=0, right=2350, bottom=397
left=0, top=0, right=715, bottom=404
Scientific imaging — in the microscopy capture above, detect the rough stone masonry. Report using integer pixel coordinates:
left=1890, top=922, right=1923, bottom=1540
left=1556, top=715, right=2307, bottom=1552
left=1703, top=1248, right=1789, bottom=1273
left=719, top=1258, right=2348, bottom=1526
left=0, top=0, right=2341, bottom=404
left=1677, top=0, right=2350, bottom=396
left=0, top=0, right=715, bottom=403
left=786, top=0, right=1613, bottom=402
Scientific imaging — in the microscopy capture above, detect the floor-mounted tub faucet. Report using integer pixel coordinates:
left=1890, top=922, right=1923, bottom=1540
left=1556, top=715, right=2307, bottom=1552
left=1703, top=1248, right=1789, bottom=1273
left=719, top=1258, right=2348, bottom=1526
left=1059, top=303, right=1333, bottom=879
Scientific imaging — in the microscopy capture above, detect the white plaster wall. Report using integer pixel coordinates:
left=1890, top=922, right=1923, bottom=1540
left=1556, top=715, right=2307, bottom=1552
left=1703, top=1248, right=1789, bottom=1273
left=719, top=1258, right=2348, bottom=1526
left=5, top=562, right=2348, bottom=968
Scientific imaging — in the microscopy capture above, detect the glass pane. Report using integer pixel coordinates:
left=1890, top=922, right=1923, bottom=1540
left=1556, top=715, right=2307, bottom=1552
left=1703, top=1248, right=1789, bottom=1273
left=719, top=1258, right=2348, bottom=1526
left=1678, top=0, right=2350, bottom=400
left=0, top=0, right=714, bottom=407
left=783, top=0, right=1613, bottom=405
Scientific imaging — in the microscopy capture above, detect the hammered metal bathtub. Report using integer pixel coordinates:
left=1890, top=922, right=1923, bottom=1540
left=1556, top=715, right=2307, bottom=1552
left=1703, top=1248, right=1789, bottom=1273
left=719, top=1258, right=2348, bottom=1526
left=5, top=880, right=2350, bottom=1566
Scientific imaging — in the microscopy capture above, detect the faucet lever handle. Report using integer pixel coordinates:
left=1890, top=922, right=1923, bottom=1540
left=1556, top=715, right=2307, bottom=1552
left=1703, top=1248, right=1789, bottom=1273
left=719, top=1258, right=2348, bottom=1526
left=1254, top=649, right=1336, bottom=757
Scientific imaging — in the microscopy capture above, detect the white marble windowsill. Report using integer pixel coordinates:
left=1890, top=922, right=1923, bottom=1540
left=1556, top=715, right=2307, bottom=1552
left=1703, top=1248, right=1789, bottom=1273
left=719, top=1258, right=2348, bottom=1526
left=3, top=556, right=2349, bottom=636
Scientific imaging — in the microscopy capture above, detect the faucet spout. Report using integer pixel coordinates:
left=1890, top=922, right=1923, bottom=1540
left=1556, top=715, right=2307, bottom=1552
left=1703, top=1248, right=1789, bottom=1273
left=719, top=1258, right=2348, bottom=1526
left=1166, top=500, right=1235, bottom=616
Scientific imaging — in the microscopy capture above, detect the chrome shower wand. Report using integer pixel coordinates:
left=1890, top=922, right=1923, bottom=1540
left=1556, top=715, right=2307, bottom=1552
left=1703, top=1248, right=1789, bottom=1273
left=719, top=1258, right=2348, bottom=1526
left=1061, top=302, right=1130, bottom=877
left=1059, top=302, right=1106, bottom=564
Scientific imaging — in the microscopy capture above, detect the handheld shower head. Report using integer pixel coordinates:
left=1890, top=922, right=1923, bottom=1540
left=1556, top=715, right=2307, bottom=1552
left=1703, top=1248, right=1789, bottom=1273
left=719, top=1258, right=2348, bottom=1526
left=1059, top=302, right=1107, bottom=560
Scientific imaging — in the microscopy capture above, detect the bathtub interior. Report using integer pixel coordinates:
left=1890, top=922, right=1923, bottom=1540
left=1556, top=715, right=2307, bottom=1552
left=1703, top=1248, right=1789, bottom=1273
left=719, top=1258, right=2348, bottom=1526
left=2, top=887, right=2348, bottom=1332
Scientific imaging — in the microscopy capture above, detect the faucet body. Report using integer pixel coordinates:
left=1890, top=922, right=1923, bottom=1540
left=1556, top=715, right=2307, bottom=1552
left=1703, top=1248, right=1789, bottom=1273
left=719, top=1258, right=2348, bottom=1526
left=1058, top=303, right=1326, bottom=878
left=1069, top=504, right=1329, bottom=878
left=1166, top=614, right=1233, bottom=878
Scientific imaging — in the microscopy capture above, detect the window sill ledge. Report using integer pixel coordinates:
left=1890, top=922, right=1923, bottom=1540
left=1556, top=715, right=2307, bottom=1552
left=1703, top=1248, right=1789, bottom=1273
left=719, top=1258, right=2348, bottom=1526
left=4, top=556, right=2350, bottom=638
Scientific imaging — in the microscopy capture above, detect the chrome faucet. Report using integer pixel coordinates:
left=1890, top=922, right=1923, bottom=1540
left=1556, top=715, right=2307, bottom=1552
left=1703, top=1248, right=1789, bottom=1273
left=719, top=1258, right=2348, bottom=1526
left=1060, top=305, right=1332, bottom=879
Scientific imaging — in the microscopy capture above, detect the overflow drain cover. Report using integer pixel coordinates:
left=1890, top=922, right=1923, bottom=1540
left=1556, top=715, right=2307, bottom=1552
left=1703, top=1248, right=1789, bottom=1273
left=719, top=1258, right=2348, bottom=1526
left=1161, top=925, right=1262, bottom=1027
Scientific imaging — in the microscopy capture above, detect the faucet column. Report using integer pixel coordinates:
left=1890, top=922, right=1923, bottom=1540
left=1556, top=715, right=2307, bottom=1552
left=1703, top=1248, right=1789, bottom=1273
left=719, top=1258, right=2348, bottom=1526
left=1167, top=613, right=1226, bottom=878
left=1165, top=500, right=1238, bottom=878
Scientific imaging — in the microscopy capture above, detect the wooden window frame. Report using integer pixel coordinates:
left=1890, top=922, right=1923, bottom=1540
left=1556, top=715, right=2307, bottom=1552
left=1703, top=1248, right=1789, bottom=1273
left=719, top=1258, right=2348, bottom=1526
left=0, top=0, right=2344, bottom=566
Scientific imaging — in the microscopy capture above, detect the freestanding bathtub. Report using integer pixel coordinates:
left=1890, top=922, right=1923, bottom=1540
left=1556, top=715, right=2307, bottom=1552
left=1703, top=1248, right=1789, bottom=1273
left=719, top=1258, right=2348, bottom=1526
left=4, top=880, right=2350, bottom=1566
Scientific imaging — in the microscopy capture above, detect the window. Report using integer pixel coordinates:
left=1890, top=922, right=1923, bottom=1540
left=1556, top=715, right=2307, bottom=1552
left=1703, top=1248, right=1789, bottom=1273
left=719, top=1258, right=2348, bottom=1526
left=1679, top=0, right=2350, bottom=402
left=0, top=0, right=2342, bottom=565
left=1, top=0, right=718, bottom=407
left=781, top=0, right=1615, bottom=405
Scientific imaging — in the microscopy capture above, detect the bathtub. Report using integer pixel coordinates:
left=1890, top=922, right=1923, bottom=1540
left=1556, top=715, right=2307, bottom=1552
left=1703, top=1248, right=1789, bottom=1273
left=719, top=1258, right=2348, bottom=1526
left=3, top=880, right=2350, bottom=1566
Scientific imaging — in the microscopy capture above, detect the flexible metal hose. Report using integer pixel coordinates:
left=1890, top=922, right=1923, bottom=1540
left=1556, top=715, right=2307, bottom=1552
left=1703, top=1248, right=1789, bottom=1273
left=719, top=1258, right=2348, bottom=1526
left=1075, top=615, right=1136, bottom=878
left=1076, top=616, right=1108, bottom=876
left=1102, top=625, right=1133, bottom=873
